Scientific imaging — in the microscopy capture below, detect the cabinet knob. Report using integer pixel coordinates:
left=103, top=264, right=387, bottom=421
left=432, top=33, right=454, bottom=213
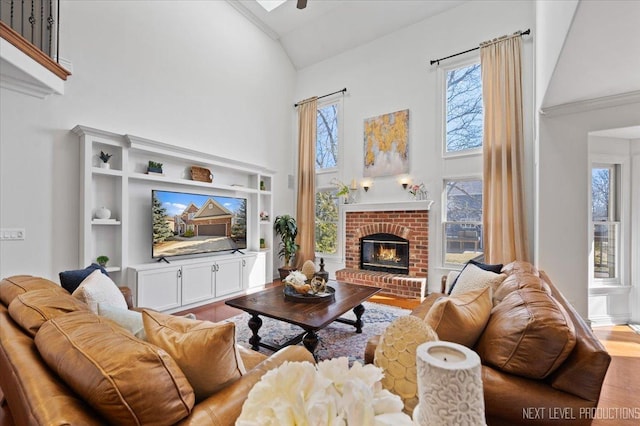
left=242, top=259, right=246, bottom=267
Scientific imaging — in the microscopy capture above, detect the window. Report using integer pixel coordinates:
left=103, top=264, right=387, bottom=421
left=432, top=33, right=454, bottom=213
left=591, top=164, right=620, bottom=283
left=443, top=178, right=483, bottom=265
left=444, top=62, right=483, bottom=154
left=316, top=103, right=338, bottom=170
left=315, top=189, right=338, bottom=255
left=315, top=100, right=341, bottom=255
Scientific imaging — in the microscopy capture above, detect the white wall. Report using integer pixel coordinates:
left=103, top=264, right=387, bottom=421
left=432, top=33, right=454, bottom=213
left=538, top=103, right=640, bottom=319
left=0, top=1, right=296, bottom=280
left=632, top=139, right=640, bottom=323
left=294, top=0, right=535, bottom=291
left=535, top=0, right=579, bottom=110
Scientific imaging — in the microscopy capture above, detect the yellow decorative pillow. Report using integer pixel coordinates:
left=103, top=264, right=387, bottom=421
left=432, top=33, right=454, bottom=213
left=374, top=315, right=439, bottom=414
left=35, top=311, right=194, bottom=425
left=142, top=309, right=246, bottom=402
left=424, top=286, right=492, bottom=348
left=8, top=289, right=90, bottom=337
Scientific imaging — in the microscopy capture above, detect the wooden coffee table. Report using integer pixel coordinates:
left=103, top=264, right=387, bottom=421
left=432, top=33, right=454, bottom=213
left=225, top=281, right=381, bottom=359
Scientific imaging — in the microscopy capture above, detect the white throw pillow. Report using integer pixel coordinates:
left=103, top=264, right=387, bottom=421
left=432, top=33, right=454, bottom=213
left=449, top=263, right=506, bottom=297
left=98, top=303, right=146, bottom=340
left=72, top=270, right=127, bottom=313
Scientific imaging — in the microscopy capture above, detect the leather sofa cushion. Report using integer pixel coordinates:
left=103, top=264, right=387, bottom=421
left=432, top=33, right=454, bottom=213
left=476, top=288, right=576, bottom=379
left=425, top=286, right=492, bottom=348
left=8, top=289, right=90, bottom=337
left=35, top=311, right=194, bottom=425
left=492, top=272, right=551, bottom=305
left=0, top=275, right=67, bottom=306
left=501, top=260, right=539, bottom=277
left=374, top=315, right=438, bottom=414
left=142, top=309, right=245, bottom=403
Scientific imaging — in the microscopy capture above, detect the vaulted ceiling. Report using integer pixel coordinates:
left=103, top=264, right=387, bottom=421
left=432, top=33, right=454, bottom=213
left=228, top=0, right=640, bottom=117
left=227, top=0, right=466, bottom=69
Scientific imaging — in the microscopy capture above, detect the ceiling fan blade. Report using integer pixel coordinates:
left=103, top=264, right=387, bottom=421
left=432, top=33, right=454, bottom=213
left=297, top=0, right=307, bottom=9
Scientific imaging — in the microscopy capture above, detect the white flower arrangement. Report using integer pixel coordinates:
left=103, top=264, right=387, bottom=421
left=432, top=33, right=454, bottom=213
left=283, top=270, right=308, bottom=287
left=236, top=358, right=413, bottom=426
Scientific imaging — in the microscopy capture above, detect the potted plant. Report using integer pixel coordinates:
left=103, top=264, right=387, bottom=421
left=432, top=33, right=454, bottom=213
left=99, top=151, right=112, bottom=169
left=147, top=161, right=163, bottom=174
left=96, top=255, right=109, bottom=267
left=273, top=214, right=299, bottom=280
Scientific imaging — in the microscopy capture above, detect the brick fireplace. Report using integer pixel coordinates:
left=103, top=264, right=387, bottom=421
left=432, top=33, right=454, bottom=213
left=336, top=201, right=431, bottom=298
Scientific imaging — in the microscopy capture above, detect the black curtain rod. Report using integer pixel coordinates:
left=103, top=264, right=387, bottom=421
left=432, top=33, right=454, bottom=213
left=430, top=29, right=530, bottom=66
left=294, top=88, right=347, bottom=107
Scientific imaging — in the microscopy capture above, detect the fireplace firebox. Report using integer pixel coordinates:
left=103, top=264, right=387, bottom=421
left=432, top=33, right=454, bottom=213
left=360, top=233, right=409, bottom=274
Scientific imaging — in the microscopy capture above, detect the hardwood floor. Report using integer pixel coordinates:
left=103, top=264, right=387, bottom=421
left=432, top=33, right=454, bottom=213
left=1, top=292, right=637, bottom=426
left=591, top=325, right=640, bottom=426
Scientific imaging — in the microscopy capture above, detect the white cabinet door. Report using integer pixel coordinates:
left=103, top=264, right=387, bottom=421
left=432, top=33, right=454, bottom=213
left=215, top=258, right=243, bottom=297
left=244, top=253, right=266, bottom=289
left=137, top=266, right=181, bottom=311
left=181, top=262, right=214, bottom=305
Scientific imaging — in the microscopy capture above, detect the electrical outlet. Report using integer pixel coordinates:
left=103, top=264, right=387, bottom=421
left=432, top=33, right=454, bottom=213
left=0, top=228, right=25, bottom=241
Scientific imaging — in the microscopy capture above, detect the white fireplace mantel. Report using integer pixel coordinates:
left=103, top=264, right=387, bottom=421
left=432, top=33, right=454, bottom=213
left=340, top=200, right=434, bottom=213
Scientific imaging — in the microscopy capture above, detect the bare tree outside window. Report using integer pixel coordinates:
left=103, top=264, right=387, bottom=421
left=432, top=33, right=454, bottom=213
left=315, top=102, right=340, bottom=254
left=316, top=104, right=338, bottom=169
left=446, top=63, right=483, bottom=153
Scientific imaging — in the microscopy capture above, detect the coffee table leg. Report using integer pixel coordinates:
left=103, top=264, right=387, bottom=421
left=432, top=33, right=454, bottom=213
left=353, top=304, right=365, bottom=333
left=302, top=330, right=319, bottom=360
left=248, top=314, right=262, bottom=351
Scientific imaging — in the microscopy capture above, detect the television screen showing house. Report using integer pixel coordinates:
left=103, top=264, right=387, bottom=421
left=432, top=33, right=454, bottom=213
left=152, top=190, right=247, bottom=258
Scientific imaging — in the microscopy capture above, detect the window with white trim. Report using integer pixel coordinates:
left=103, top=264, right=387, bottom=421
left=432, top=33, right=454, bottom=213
left=591, top=163, right=621, bottom=284
left=315, top=100, right=340, bottom=255
left=443, top=178, right=483, bottom=265
left=444, top=62, right=483, bottom=155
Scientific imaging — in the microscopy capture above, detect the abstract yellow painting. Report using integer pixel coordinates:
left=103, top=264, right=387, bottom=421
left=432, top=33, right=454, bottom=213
left=363, top=109, right=409, bottom=177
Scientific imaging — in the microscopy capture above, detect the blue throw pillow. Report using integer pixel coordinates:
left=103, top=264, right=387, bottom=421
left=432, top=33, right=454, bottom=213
left=448, top=259, right=503, bottom=295
left=59, top=263, right=109, bottom=294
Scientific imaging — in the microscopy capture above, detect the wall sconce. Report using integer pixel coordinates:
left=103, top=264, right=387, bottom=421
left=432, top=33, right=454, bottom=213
left=400, top=177, right=410, bottom=190
left=362, top=181, right=371, bottom=192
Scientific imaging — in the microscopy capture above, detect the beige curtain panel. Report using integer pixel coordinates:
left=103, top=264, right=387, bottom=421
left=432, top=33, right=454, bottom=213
left=295, top=97, right=318, bottom=269
left=480, top=33, right=529, bottom=264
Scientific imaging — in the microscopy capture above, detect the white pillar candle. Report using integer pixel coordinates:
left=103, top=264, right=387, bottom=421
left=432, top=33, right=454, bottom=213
left=413, top=341, right=485, bottom=426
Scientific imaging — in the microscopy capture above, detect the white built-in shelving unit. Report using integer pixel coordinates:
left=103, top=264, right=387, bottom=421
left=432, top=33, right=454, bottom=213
left=72, top=125, right=274, bottom=311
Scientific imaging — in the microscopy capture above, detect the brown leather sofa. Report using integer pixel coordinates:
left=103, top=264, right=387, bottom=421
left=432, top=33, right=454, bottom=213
left=365, top=261, right=611, bottom=425
left=0, top=275, right=314, bottom=426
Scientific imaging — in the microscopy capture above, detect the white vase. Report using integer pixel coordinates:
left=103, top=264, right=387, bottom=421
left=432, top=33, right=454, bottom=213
left=95, top=207, right=111, bottom=219
left=100, top=162, right=110, bottom=169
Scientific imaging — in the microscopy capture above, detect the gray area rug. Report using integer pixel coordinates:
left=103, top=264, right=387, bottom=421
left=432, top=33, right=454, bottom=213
left=227, top=301, right=410, bottom=363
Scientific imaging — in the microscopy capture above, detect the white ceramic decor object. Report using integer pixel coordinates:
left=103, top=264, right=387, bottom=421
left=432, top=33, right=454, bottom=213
left=95, top=207, right=111, bottom=219
left=414, top=341, right=485, bottom=426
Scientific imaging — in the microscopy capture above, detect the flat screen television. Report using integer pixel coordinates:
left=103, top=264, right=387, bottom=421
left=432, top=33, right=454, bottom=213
left=152, top=189, right=247, bottom=259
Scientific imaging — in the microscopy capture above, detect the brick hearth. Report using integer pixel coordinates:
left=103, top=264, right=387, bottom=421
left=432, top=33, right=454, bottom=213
left=336, top=204, right=429, bottom=298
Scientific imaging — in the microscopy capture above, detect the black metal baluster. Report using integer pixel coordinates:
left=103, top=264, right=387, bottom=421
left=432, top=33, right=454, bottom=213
left=55, top=0, right=59, bottom=62
left=40, top=0, right=44, bottom=52
left=47, top=0, right=53, bottom=58
left=21, top=0, right=24, bottom=36
left=10, top=0, right=15, bottom=29
left=29, top=0, right=35, bottom=43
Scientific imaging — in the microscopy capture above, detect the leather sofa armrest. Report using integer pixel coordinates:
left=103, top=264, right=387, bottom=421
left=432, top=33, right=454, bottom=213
left=177, top=346, right=315, bottom=426
left=118, top=287, right=134, bottom=309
